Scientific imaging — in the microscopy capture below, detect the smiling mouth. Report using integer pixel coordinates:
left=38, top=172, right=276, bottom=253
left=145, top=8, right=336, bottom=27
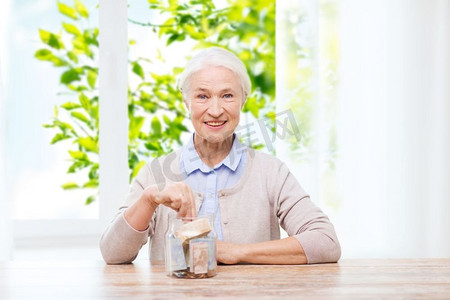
left=205, top=121, right=227, bottom=127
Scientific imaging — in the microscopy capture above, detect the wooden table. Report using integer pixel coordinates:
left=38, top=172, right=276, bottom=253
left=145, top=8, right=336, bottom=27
left=1, top=259, right=449, bottom=299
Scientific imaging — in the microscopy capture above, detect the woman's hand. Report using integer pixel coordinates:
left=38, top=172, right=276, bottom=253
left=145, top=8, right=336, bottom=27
left=125, top=182, right=196, bottom=231
left=147, top=182, right=197, bottom=218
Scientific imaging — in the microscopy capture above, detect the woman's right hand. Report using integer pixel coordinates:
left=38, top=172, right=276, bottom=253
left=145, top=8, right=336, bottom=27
left=125, top=182, right=196, bottom=231
left=144, top=182, right=197, bottom=218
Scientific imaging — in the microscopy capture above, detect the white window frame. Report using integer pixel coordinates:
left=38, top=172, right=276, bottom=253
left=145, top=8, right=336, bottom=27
left=13, top=0, right=129, bottom=246
left=1, top=1, right=12, bottom=257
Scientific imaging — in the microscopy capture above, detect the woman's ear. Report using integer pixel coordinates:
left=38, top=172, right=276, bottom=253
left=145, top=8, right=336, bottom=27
left=183, top=98, right=191, bottom=113
left=241, top=94, right=247, bottom=110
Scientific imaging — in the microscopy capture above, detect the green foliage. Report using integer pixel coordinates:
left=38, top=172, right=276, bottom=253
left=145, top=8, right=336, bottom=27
left=37, top=0, right=275, bottom=205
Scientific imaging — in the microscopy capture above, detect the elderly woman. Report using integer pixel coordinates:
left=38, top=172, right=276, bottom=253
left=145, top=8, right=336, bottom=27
left=100, top=47, right=341, bottom=265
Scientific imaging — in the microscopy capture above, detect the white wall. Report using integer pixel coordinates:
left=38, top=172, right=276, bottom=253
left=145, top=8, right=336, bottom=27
left=0, top=60, right=12, bottom=261
left=0, top=0, right=12, bottom=261
left=337, top=0, right=450, bottom=258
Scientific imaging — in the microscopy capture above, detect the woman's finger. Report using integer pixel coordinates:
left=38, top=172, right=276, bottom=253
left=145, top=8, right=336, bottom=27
left=154, top=192, right=177, bottom=211
left=177, top=193, right=188, bottom=217
left=170, top=196, right=181, bottom=211
left=184, top=186, right=196, bottom=217
left=153, top=194, right=165, bottom=205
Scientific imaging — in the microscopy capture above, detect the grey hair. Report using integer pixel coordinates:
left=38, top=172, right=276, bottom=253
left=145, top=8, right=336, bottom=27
left=178, top=47, right=251, bottom=103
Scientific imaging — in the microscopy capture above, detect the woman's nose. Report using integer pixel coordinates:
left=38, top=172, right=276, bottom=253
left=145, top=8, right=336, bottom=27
left=207, top=97, right=223, bottom=117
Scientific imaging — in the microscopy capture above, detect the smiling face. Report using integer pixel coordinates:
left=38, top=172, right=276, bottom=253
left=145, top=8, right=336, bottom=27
left=185, top=65, right=244, bottom=145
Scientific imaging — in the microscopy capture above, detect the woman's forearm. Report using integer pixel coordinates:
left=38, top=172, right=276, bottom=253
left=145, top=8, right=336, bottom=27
left=124, top=187, right=159, bottom=231
left=217, top=237, right=307, bottom=265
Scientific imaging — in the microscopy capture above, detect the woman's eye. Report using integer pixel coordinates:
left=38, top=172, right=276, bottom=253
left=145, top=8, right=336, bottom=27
left=197, top=94, right=207, bottom=100
left=224, top=93, right=233, bottom=99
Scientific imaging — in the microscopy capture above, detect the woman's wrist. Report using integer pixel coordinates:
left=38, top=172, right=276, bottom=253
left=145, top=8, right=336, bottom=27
left=237, top=244, right=250, bottom=263
left=124, top=186, right=159, bottom=231
left=141, top=185, right=159, bottom=211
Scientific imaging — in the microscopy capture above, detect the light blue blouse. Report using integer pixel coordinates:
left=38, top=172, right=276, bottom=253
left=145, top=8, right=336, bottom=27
left=179, top=134, right=247, bottom=240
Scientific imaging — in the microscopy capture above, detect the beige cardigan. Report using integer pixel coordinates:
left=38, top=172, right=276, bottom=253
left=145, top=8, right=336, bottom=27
left=100, top=148, right=341, bottom=264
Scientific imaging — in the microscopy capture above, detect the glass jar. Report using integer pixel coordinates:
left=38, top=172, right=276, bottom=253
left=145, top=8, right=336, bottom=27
left=164, top=214, right=217, bottom=278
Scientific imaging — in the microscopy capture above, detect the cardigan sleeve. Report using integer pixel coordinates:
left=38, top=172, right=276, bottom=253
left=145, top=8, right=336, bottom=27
left=99, top=164, right=157, bottom=264
left=275, top=163, right=341, bottom=264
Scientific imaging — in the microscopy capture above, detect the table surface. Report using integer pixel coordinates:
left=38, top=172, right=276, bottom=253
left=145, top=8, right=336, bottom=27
left=1, top=259, right=450, bottom=299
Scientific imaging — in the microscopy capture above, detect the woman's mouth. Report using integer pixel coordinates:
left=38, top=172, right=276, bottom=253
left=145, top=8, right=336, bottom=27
left=205, top=121, right=227, bottom=128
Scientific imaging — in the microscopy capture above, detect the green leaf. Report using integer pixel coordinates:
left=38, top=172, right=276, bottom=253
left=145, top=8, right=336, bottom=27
left=68, top=150, right=88, bottom=160
left=34, top=49, right=52, bottom=59
left=129, top=116, right=145, bottom=140
left=58, top=2, right=78, bottom=20
left=50, top=133, right=69, bottom=144
left=265, top=111, right=276, bottom=122
left=243, top=97, right=260, bottom=118
left=72, top=35, right=93, bottom=57
left=83, top=179, right=98, bottom=188
left=74, top=0, right=89, bottom=18
left=78, top=137, right=98, bottom=153
left=55, top=120, right=75, bottom=133
left=163, top=115, right=171, bottom=125
left=87, top=70, right=97, bottom=88
left=61, top=102, right=81, bottom=110
left=70, top=111, right=90, bottom=123
left=34, top=49, right=67, bottom=66
left=132, top=62, right=145, bottom=79
left=145, top=142, right=162, bottom=151
left=88, top=164, right=98, bottom=180
left=158, top=18, right=176, bottom=38
left=38, top=29, right=64, bottom=49
left=151, top=116, right=162, bottom=136
left=79, top=93, right=91, bottom=112
left=176, top=123, right=188, bottom=132
left=84, top=29, right=98, bottom=46
left=67, top=161, right=89, bottom=173
left=85, top=195, right=96, bottom=205
left=54, top=105, right=59, bottom=117
left=129, top=150, right=139, bottom=166
left=183, top=24, right=205, bottom=39
left=61, top=182, right=79, bottom=189
left=67, top=51, right=78, bottom=63
left=62, top=23, right=81, bottom=36
left=61, top=69, right=81, bottom=84
left=91, top=105, right=99, bottom=121
left=166, top=33, right=185, bottom=46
